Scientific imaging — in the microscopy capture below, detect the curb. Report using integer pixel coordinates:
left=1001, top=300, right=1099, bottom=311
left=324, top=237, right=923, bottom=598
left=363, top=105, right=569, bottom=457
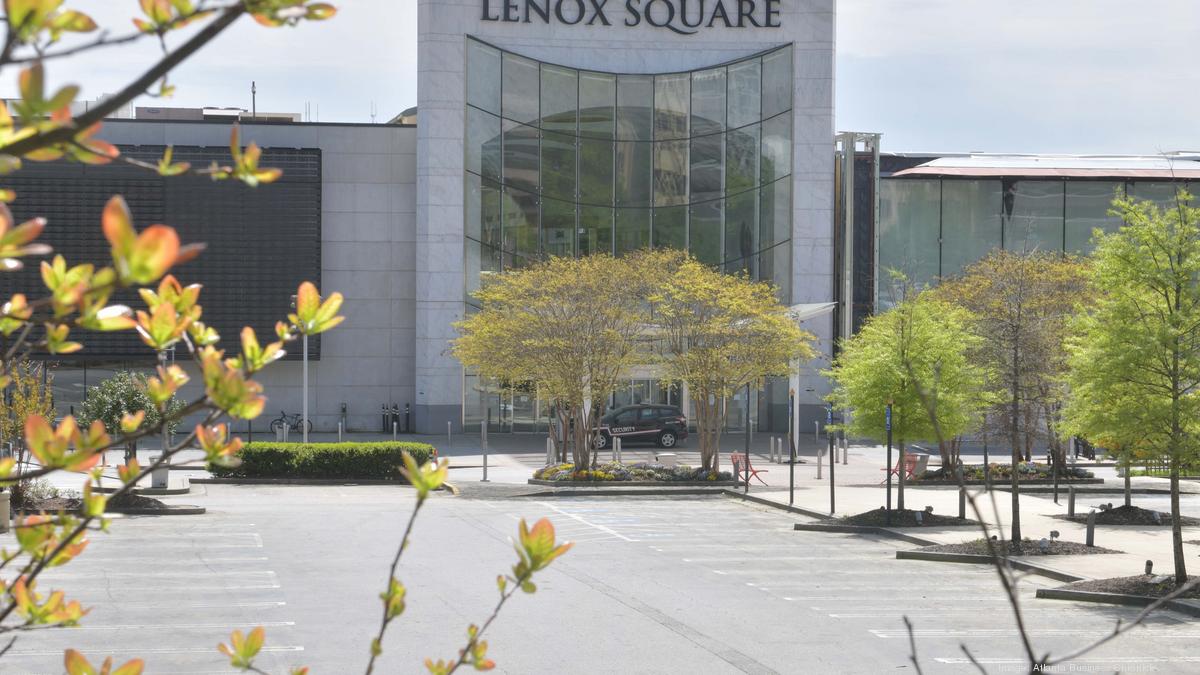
left=193, top=477, right=413, bottom=486
left=94, top=486, right=191, bottom=496
left=909, top=479, right=1104, bottom=488
left=527, top=479, right=741, bottom=487
left=1035, top=588, right=1200, bottom=617
left=518, top=487, right=729, bottom=498
left=721, top=490, right=834, bottom=520
left=442, top=481, right=461, bottom=496
left=794, top=523, right=942, bottom=546
left=112, top=505, right=207, bottom=516
left=896, top=550, right=1084, bottom=582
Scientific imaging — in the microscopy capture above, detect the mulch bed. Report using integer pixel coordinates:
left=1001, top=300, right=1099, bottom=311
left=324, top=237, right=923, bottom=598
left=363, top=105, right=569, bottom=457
left=1062, top=575, right=1200, bottom=599
left=23, top=494, right=169, bottom=513
left=1053, top=505, right=1200, bottom=527
left=919, top=538, right=1121, bottom=556
left=840, top=507, right=978, bottom=528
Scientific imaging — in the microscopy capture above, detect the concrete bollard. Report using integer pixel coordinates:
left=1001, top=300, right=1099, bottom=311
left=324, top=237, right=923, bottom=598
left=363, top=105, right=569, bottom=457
left=482, top=422, right=490, bottom=483
left=814, top=421, right=819, bottom=443
left=338, top=421, right=344, bottom=443
left=1145, top=560, right=1154, bottom=575
left=546, top=437, right=555, bottom=465
left=615, top=436, right=622, bottom=464
left=1068, top=487, right=1076, bottom=518
left=1086, top=510, right=1096, bottom=547
left=816, top=448, right=823, bottom=479
left=0, top=489, right=8, bottom=533
left=392, top=422, right=397, bottom=442
left=842, top=437, right=848, bottom=465
left=447, top=421, right=452, bottom=450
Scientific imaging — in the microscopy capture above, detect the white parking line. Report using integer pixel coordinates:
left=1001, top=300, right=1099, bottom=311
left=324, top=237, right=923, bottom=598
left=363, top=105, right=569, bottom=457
left=534, top=502, right=635, bottom=542
left=71, top=621, right=296, bottom=631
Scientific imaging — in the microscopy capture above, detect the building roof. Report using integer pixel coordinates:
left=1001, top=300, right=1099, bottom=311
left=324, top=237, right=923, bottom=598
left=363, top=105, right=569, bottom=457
left=892, top=154, right=1200, bottom=180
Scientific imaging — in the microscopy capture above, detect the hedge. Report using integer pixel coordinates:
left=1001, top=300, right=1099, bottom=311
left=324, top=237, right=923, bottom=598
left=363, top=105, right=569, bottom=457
left=208, top=442, right=437, bottom=480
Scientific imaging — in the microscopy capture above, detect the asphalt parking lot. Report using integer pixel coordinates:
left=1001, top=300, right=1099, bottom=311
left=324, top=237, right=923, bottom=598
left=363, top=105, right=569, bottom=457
left=2, top=486, right=1198, bottom=674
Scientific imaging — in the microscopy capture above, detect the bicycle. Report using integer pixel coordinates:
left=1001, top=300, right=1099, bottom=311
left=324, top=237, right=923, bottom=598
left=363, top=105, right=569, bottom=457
left=269, top=411, right=313, bottom=436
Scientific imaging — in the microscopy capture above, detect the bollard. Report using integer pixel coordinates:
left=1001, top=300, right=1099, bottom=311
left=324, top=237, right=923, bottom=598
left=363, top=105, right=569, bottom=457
left=842, top=436, right=848, bottom=465
left=447, top=421, right=452, bottom=450
left=615, top=436, right=622, bottom=464
left=1068, top=487, right=1075, bottom=518
left=816, top=447, right=823, bottom=479
left=283, top=424, right=289, bottom=443
left=392, top=421, right=397, bottom=441
left=338, top=421, right=344, bottom=443
left=814, top=421, right=819, bottom=443
left=546, top=437, right=554, bottom=465
left=1145, top=560, right=1154, bottom=576
left=482, top=419, right=490, bottom=482
left=1086, top=510, right=1096, bottom=547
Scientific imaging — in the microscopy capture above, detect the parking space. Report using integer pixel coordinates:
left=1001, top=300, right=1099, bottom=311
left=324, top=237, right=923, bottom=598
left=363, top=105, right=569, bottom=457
left=2, top=488, right=1197, bottom=673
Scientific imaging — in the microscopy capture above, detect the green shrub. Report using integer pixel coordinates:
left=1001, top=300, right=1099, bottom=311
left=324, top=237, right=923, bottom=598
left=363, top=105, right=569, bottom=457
left=209, top=442, right=436, bottom=481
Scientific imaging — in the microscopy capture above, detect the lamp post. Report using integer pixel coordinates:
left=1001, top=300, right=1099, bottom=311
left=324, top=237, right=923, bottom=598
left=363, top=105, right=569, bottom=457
left=788, top=388, right=796, bottom=506
left=292, top=293, right=311, bottom=443
left=885, top=402, right=893, bottom=526
left=827, top=403, right=835, bottom=514
left=744, top=383, right=751, bottom=494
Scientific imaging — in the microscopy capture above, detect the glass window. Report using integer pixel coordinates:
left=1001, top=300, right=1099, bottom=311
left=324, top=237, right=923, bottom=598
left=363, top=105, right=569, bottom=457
left=689, top=133, right=723, bottom=202
left=466, top=107, right=502, bottom=181
left=502, top=186, right=539, bottom=258
left=878, top=179, right=940, bottom=304
left=654, top=73, right=689, bottom=141
left=727, top=58, right=761, bottom=129
left=579, top=137, right=613, bottom=205
left=579, top=206, right=613, bottom=255
left=760, top=113, right=791, bottom=184
left=615, top=208, right=650, bottom=254
left=1005, top=180, right=1063, bottom=254
left=481, top=178, right=503, bottom=249
left=579, top=71, right=616, bottom=139
left=464, top=238, right=500, bottom=304
left=615, top=140, right=652, bottom=207
left=690, top=200, right=723, bottom=266
left=691, top=67, right=726, bottom=136
left=541, top=198, right=575, bottom=258
left=941, top=180, right=1002, bottom=278
left=654, top=140, right=688, bottom=207
left=725, top=190, right=757, bottom=266
left=1129, top=181, right=1184, bottom=208
left=760, top=179, right=791, bottom=248
left=653, top=206, right=686, bottom=250
left=726, top=123, right=760, bottom=195
left=761, top=46, right=792, bottom=119
left=1065, top=181, right=1124, bottom=254
left=502, top=121, right=539, bottom=193
left=467, top=40, right=502, bottom=115
left=616, top=75, right=653, bottom=141
left=502, top=53, right=540, bottom=124
left=540, top=130, right=576, bottom=201
left=540, top=64, right=577, bottom=133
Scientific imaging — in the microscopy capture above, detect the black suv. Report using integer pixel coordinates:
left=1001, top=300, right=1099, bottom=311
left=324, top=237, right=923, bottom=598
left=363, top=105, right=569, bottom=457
left=596, top=405, right=688, bottom=449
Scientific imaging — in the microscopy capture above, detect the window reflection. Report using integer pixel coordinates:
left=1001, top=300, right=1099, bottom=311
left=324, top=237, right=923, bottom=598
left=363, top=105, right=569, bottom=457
left=466, top=39, right=793, bottom=295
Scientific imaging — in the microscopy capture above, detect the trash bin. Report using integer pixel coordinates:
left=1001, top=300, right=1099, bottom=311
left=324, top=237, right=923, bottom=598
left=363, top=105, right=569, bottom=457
left=0, top=490, right=9, bottom=533
left=149, top=455, right=169, bottom=489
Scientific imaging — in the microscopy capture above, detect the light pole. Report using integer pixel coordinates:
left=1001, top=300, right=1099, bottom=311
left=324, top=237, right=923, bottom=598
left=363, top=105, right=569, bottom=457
left=302, top=332, right=309, bottom=443
left=885, top=403, right=893, bottom=526
left=788, top=388, right=796, bottom=505
left=744, top=383, right=751, bottom=493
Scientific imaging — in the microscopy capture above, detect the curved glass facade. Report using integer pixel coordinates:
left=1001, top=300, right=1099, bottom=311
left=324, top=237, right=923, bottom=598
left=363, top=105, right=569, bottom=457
left=464, top=37, right=794, bottom=306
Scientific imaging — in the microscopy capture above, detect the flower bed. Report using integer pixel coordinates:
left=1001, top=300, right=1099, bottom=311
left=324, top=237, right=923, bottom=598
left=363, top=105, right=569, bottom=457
left=532, top=462, right=732, bottom=483
left=917, top=462, right=1093, bottom=482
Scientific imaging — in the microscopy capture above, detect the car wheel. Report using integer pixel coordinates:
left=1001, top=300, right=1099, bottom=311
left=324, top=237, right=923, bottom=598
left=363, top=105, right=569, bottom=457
left=658, top=431, right=677, bottom=448
left=595, top=433, right=609, bottom=450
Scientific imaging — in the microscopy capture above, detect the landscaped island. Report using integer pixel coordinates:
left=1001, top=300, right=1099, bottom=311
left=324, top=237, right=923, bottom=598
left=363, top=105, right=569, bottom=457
left=533, top=462, right=733, bottom=483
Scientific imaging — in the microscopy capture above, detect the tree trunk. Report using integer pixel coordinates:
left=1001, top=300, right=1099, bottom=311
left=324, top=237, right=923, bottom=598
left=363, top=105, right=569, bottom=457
left=1010, top=375, right=1022, bottom=544
left=897, top=439, right=906, bottom=512
left=1171, top=457, right=1188, bottom=585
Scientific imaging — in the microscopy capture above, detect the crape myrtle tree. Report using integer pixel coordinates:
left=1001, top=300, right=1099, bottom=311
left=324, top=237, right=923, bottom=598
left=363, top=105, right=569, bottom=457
left=646, top=249, right=815, bottom=474
left=453, top=253, right=649, bottom=471
left=0, top=3, right=570, bottom=674
left=933, top=250, right=1090, bottom=543
left=1063, top=191, right=1200, bottom=586
left=826, top=278, right=985, bottom=511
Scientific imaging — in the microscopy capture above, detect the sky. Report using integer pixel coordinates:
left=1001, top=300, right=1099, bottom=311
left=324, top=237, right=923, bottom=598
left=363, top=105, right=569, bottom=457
left=10, top=0, right=1200, bottom=154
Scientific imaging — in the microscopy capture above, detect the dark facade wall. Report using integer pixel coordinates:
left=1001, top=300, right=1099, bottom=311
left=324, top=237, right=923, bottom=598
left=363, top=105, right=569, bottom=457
left=1, top=145, right=322, bottom=361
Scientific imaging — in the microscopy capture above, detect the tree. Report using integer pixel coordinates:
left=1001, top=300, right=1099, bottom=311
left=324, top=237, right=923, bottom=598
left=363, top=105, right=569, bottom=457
left=0, top=358, right=54, bottom=507
left=1062, top=190, right=1200, bottom=585
left=827, top=285, right=984, bottom=510
left=453, top=253, right=648, bottom=471
left=78, top=370, right=185, bottom=462
left=648, top=250, right=815, bottom=473
left=934, top=250, right=1090, bottom=543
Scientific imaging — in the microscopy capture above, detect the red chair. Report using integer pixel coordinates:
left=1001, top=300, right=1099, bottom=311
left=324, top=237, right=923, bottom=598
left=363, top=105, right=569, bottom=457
left=731, top=452, right=769, bottom=486
left=880, top=454, right=919, bottom=483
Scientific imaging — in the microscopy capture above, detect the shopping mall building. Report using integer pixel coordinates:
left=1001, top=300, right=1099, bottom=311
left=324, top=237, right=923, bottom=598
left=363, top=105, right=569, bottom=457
left=9, top=1, right=1200, bottom=435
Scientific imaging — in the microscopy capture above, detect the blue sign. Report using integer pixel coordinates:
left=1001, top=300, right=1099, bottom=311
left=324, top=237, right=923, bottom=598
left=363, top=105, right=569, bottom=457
left=885, top=405, right=892, bottom=431
left=826, top=405, right=833, bottom=424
